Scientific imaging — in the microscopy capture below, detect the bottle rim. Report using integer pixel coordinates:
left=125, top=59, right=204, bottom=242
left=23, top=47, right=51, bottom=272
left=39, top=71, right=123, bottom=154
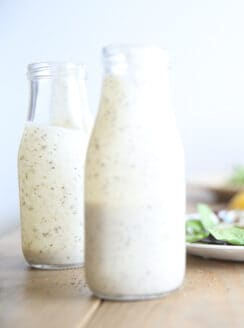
left=102, top=44, right=170, bottom=74
left=102, top=44, right=169, bottom=63
left=27, top=62, right=86, bottom=79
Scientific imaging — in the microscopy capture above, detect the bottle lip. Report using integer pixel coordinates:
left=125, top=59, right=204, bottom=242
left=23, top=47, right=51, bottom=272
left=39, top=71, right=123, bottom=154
left=27, top=62, right=86, bottom=79
left=102, top=44, right=169, bottom=64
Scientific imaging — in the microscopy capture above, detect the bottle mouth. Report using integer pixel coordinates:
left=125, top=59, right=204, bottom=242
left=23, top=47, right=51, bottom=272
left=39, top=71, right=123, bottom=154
left=102, top=44, right=169, bottom=69
left=27, top=62, right=86, bottom=79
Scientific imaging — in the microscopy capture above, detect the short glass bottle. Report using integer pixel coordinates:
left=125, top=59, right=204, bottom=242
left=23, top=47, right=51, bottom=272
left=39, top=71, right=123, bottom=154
left=85, top=45, right=185, bottom=300
left=18, top=62, right=92, bottom=269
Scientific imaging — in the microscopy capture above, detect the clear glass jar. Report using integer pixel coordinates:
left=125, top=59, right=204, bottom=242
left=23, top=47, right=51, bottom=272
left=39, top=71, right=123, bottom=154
left=85, top=45, right=185, bottom=300
left=18, top=62, right=92, bottom=269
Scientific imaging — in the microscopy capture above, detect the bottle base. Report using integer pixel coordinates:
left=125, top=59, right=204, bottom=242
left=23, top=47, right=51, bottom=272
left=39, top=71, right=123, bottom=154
left=92, top=285, right=182, bottom=302
left=29, top=262, right=84, bottom=270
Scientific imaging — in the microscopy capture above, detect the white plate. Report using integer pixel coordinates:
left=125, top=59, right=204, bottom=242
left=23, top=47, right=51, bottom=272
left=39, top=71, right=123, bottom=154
left=187, top=242, right=244, bottom=262
left=186, top=212, right=244, bottom=262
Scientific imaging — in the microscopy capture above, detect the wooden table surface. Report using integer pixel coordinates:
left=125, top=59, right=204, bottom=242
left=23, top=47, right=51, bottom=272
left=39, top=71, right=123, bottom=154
left=1, top=208, right=244, bottom=328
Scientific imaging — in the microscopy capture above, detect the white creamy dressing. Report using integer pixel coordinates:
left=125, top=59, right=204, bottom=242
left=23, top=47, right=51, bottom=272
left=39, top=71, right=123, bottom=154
left=50, top=77, right=91, bottom=131
left=19, top=124, right=87, bottom=266
left=85, top=54, right=185, bottom=299
left=19, top=73, right=91, bottom=267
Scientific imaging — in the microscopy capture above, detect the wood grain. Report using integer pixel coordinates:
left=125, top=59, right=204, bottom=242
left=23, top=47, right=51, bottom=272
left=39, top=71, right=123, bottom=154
left=1, top=199, right=243, bottom=328
left=85, top=256, right=244, bottom=328
left=0, top=230, right=100, bottom=328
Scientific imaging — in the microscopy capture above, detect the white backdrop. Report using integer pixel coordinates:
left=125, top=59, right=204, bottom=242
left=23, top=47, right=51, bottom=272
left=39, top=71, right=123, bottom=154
left=1, top=0, right=244, bottom=234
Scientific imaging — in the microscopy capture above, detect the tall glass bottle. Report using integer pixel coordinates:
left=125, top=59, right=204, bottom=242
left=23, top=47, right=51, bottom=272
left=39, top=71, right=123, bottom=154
left=85, top=45, right=185, bottom=300
left=18, top=62, right=91, bottom=269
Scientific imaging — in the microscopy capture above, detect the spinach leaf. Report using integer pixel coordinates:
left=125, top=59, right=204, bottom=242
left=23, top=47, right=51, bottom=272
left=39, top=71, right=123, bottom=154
left=186, top=204, right=244, bottom=245
left=197, top=204, right=217, bottom=230
left=186, top=219, right=209, bottom=242
left=209, top=226, right=244, bottom=245
left=228, top=166, right=244, bottom=186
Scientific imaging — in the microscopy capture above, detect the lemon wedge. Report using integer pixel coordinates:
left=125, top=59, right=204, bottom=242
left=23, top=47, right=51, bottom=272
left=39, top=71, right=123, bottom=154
left=228, top=192, right=244, bottom=210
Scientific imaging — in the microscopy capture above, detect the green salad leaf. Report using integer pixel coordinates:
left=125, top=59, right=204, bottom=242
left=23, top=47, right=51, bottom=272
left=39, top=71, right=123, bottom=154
left=228, top=166, right=244, bottom=186
left=209, top=226, right=244, bottom=245
left=186, top=204, right=244, bottom=245
left=197, top=203, right=217, bottom=230
left=186, top=219, right=209, bottom=242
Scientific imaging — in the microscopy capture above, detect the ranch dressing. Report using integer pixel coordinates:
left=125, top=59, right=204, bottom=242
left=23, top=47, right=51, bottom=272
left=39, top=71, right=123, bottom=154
left=18, top=62, right=91, bottom=269
left=85, top=45, right=185, bottom=300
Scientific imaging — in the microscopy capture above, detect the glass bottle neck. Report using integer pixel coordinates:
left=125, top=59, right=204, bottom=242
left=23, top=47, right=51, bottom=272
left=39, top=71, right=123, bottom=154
left=102, top=45, right=169, bottom=76
left=100, top=45, right=177, bottom=130
left=27, top=63, right=91, bottom=131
